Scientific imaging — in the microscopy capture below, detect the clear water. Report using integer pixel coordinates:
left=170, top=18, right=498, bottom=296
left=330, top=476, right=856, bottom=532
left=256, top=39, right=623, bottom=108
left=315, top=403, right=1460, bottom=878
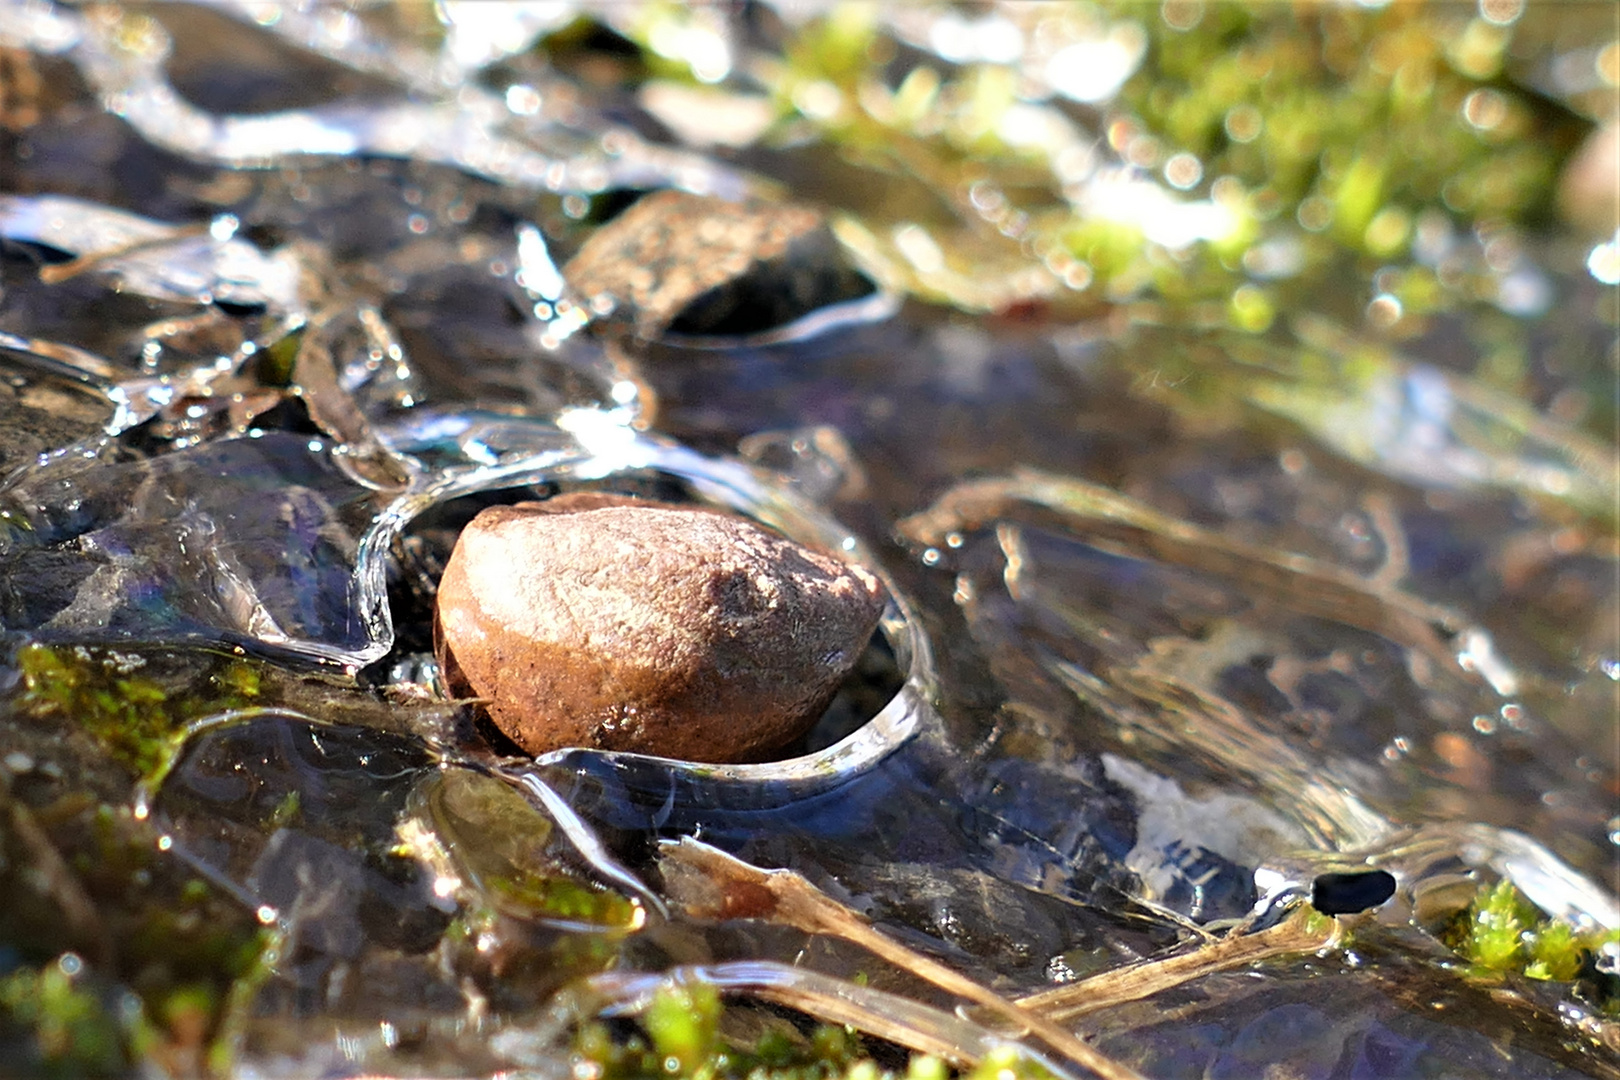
left=0, top=4, right=1615, bottom=1078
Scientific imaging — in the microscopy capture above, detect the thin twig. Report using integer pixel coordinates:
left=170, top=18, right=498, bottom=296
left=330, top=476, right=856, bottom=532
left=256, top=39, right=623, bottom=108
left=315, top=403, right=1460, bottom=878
left=1015, top=905, right=1338, bottom=1022
left=37, top=223, right=212, bottom=284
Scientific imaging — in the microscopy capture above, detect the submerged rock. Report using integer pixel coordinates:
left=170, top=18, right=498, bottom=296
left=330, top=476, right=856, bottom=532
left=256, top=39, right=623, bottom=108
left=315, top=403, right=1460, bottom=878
left=434, top=494, right=886, bottom=762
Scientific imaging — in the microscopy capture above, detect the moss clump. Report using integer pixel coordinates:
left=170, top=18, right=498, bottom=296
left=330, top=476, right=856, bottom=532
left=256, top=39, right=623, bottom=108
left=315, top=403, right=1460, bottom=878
left=960, top=1047, right=1056, bottom=1080
left=0, top=796, right=277, bottom=1074
left=1111, top=4, right=1572, bottom=240
left=575, top=981, right=873, bottom=1080
left=17, top=644, right=172, bottom=777
left=1444, top=879, right=1620, bottom=1000
left=575, top=982, right=1055, bottom=1080
left=1523, top=920, right=1582, bottom=984
left=642, top=981, right=723, bottom=1075
left=490, top=872, right=638, bottom=928
left=14, top=644, right=263, bottom=779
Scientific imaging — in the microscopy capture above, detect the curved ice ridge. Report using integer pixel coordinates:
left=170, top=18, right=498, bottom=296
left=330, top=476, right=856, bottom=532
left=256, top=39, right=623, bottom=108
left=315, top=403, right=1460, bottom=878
left=381, top=406, right=937, bottom=803
left=1258, top=822, right=1620, bottom=934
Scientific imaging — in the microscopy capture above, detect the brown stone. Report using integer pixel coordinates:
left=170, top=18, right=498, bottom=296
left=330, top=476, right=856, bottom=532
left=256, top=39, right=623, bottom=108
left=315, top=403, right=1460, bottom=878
left=562, top=190, right=873, bottom=339
left=1559, top=121, right=1619, bottom=236
left=434, top=495, right=887, bottom=762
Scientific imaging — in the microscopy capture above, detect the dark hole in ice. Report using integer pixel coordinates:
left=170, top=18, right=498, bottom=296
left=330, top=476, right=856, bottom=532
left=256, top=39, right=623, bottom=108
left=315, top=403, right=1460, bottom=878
left=1, top=237, right=74, bottom=265
left=1578, top=946, right=1620, bottom=1007
left=237, top=222, right=291, bottom=249
left=212, top=296, right=267, bottom=317
left=1311, top=869, right=1397, bottom=915
left=665, top=227, right=878, bottom=339
left=117, top=393, right=324, bottom=458
left=532, top=19, right=650, bottom=88
left=580, top=187, right=650, bottom=226
left=778, top=627, right=902, bottom=757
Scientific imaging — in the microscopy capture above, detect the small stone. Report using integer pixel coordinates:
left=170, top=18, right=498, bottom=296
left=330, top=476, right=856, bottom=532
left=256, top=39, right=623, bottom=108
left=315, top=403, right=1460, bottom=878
left=1559, top=121, right=1619, bottom=236
left=562, top=190, right=875, bottom=339
left=434, top=495, right=887, bottom=763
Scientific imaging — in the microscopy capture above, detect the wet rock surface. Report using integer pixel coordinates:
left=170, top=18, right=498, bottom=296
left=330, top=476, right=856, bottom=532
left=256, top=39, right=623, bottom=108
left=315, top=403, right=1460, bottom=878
left=435, top=494, right=887, bottom=761
left=0, top=4, right=1615, bottom=1079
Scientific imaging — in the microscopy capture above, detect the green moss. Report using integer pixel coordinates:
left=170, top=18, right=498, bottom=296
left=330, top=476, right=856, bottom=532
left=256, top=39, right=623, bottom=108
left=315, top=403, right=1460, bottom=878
left=114, top=871, right=278, bottom=1076
left=1061, top=219, right=1148, bottom=288
left=780, top=3, right=881, bottom=99
left=906, top=1057, right=949, bottom=1080
left=125, top=900, right=272, bottom=991
left=1524, top=921, right=1582, bottom=984
left=36, top=806, right=276, bottom=1070
left=644, top=982, right=722, bottom=1074
left=1228, top=285, right=1275, bottom=334
left=1301, top=906, right=1338, bottom=941
left=1085, top=0, right=1580, bottom=331
left=13, top=644, right=263, bottom=780
left=1454, top=879, right=1535, bottom=972
left=576, top=980, right=876, bottom=1080
left=17, top=644, right=173, bottom=778
left=488, top=872, right=636, bottom=927
left=205, top=924, right=281, bottom=1078
left=213, top=660, right=261, bottom=701
left=1117, top=4, right=1571, bottom=227
left=3, top=644, right=279, bottom=1072
left=0, top=505, right=34, bottom=540
left=1443, top=879, right=1620, bottom=1000
left=267, top=789, right=302, bottom=830
left=962, top=1046, right=1055, bottom=1080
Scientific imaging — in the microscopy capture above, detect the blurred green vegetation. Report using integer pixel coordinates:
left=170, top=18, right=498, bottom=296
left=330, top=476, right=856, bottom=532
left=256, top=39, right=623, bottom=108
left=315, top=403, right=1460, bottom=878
left=0, top=961, right=140, bottom=1079
left=5, top=5, right=1616, bottom=1076
left=1120, top=3, right=1566, bottom=233
left=0, top=902, right=273, bottom=1077
left=623, top=2, right=1588, bottom=307
left=606, top=1, right=1614, bottom=459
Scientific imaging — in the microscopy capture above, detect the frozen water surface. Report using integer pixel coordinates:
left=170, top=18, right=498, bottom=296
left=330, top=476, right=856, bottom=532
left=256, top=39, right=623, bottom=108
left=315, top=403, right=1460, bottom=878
left=0, top=3, right=1615, bottom=1079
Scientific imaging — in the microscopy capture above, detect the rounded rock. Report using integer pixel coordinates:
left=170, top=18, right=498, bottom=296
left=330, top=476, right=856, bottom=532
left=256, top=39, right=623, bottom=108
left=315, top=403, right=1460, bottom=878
left=434, top=496, right=887, bottom=763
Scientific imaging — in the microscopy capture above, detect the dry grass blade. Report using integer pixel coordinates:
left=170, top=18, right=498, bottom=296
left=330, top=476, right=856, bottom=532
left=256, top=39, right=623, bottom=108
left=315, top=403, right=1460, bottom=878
left=1016, top=905, right=1339, bottom=1022
left=36, top=223, right=212, bottom=285
left=587, top=961, right=1058, bottom=1073
left=659, top=837, right=1149, bottom=1080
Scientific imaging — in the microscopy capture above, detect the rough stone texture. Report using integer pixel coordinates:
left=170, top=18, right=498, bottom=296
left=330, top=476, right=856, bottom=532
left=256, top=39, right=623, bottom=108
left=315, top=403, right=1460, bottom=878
left=562, top=190, right=874, bottom=339
left=434, top=495, right=887, bottom=762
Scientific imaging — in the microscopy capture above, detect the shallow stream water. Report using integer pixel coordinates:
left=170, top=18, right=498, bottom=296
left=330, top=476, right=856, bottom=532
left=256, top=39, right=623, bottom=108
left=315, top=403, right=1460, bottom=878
left=0, top=4, right=1616, bottom=1079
